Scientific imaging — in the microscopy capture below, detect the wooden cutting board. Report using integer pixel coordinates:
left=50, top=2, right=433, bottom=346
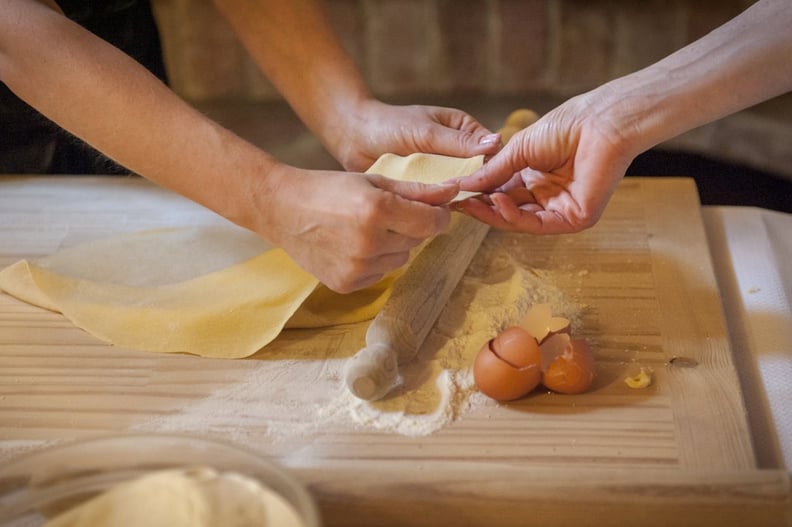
left=0, top=175, right=788, bottom=526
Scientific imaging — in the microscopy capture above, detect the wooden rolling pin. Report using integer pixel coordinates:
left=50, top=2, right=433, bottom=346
left=344, top=109, right=539, bottom=401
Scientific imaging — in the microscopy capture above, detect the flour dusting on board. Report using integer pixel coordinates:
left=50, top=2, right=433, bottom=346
left=133, top=237, right=582, bottom=443
left=315, top=247, right=578, bottom=437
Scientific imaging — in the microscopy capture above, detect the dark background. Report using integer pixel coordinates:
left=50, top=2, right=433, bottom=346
left=627, top=149, right=792, bottom=213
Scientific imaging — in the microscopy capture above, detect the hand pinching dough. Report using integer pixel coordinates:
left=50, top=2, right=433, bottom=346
left=0, top=154, right=483, bottom=358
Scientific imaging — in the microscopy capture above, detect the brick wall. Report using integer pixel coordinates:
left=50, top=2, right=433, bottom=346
left=153, top=0, right=757, bottom=101
left=150, top=0, right=792, bottom=179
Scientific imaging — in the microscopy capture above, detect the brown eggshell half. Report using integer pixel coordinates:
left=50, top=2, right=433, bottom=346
left=473, top=335, right=542, bottom=402
left=491, top=327, right=541, bottom=368
left=520, top=303, right=571, bottom=344
left=541, top=337, right=596, bottom=395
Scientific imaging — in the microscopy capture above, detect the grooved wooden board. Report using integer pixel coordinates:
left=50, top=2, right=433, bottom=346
left=0, top=175, right=789, bottom=526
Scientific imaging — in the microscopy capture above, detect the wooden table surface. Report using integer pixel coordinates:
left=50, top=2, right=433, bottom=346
left=0, top=175, right=789, bottom=526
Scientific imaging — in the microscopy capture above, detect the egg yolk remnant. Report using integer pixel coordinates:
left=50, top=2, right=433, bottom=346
left=473, top=304, right=596, bottom=401
left=625, top=367, right=653, bottom=389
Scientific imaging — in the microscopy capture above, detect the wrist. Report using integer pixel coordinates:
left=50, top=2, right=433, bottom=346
left=236, top=157, right=290, bottom=244
left=579, top=70, right=693, bottom=161
left=188, top=126, right=285, bottom=243
left=319, top=96, right=382, bottom=169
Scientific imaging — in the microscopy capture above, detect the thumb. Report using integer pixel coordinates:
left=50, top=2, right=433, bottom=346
left=367, top=174, right=460, bottom=205
left=457, top=139, right=527, bottom=192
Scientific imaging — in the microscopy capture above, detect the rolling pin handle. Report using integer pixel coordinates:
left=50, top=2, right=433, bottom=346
left=344, top=343, right=398, bottom=401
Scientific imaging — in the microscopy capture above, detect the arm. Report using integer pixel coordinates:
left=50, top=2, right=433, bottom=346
left=213, top=0, right=500, bottom=171
left=601, top=0, right=792, bottom=157
left=0, top=0, right=456, bottom=292
left=457, top=0, right=792, bottom=233
left=1, top=0, right=270, bottom=226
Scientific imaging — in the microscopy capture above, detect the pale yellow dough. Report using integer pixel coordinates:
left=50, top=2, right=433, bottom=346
left=367, top=152, right=484, bottom=202
left=43, top=467, right=305, bottom=527
left=0, top=153, right=483, bottom=358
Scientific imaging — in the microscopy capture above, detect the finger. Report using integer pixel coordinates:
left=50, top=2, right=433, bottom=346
left=477, top=133, right=503, bottom=155
left=326, top=247, right=414, bottom=293
left=328, top=269, right=387, bottom=294
left=368, top=174, right=460, bottom=205
left=367, top=249, right=413, bottom=276
left=382, top=200, right=451, bottom=239
left=456, top=138, right=527, bottom=193
left=344, top=247, right=418, bottom=293
left=502, top=187, right=538, bottom=206
left=362, top=176, right=453, bottom=239
left=373, top=229, right=426, bottom=254
left=451, top=192, right=493, bottom=209
left=427, top=127, right=502, bottom=158
left=456, top=192, right=567, bottom=234
left=490, top=193, right=576, bottom=234
left=490, top=193, right=541, bottom=229
left=453, top=197, right=514, bottom=230
left=432, top=107, right=495, bottom=137
left=425, top=109, right=502, bottom=157
left=341, top=273, right=386, bottom=294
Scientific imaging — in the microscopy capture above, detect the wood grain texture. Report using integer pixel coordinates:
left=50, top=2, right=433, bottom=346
left=0, top=175, right=788, bottom=525
left=305, top=462, right=790, bottom=527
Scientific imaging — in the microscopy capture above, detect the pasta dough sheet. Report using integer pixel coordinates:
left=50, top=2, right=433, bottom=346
left=0, top=153, right=483, bottom=358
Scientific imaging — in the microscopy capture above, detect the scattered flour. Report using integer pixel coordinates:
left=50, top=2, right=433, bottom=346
left=133, top=240, right=581, bottom=443
left=316, top=243, right=581, bottom=437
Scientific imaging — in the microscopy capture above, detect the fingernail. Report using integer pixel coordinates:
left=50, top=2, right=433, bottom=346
left=479, top=133, right=500, bottom=145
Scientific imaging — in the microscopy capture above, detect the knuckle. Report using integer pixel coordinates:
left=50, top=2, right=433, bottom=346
left=328, top=263, right=363, bottom=294
left=355, top=196, right=382, bottom=226
left=329, top=279, right=355, bottom=294
left=323, top=271, right=349, bottom=294
left=353, top=235, right=378, bottom=257
left=430, top=209, right=452, bottom=234
left=416, top=124, right=437, bottom=147
left=567, top=207, right=600, bottom=232
left=392, top=251, right=410, bottom=268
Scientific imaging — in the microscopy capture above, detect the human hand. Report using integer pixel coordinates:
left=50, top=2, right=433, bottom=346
left=252, top=164, right=458, bottom=293
left=327, top=99, right=502, bottom=172
left=454, top=96, right=635, bottom=234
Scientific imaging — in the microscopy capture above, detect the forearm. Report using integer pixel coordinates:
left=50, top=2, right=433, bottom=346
left=213, top=0, right=371, bottom=152
left=589, top=0, right=792, bottom=157
left=0, top=0, right=278, bottom=233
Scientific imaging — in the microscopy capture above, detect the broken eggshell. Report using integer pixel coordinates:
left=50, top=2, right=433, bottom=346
left=540, top=333, right=596, bottom=395
left=519, top=303, right=571, bottom=344
left=474, top=306, right=596, bottom=401
left=473, top=327, right=542, bottom=401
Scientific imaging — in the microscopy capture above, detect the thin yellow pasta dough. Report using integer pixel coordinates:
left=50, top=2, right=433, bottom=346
left=0, top=153, right=483, bottom=358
